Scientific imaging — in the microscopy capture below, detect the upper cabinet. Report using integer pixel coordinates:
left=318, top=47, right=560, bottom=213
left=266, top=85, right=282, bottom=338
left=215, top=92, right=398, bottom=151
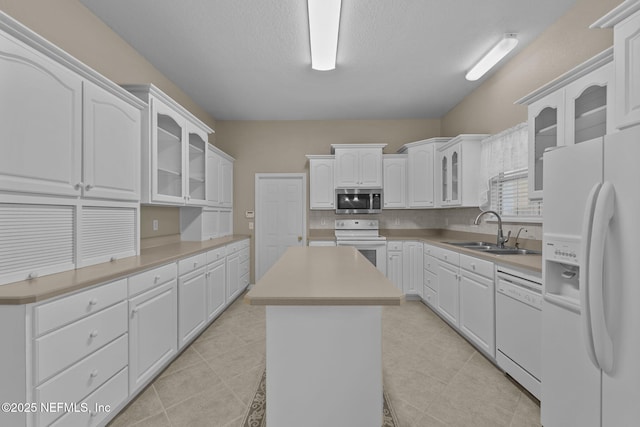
left=123, top=84, right=214, bottom=206
left=307, top=155, right=335, bottom=210
left=0, top=25, right=143, bottom=202
left=398, top=138, right=451, bottom=208
left=437, top=135, right=487, bottom=207
left=382, top=155, right=407, bottom=209
left=517, top=48, right=614, bottom=199
left=332, top=144, right=386, bottom=188
left=592, top=1, right=640, bottom=130
left=207, top=144, right=234, bottom=208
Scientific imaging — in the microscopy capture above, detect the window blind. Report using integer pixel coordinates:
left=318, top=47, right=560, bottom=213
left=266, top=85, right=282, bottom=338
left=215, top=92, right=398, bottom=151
left=489, top=169, right=543, bottom=220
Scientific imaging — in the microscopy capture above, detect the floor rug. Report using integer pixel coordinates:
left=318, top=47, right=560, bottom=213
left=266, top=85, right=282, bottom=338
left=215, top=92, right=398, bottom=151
left=242, top=370, right=399, bottom=426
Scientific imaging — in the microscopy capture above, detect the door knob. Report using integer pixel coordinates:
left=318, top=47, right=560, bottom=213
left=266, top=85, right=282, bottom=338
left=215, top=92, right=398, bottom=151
left=298, top=236, right=303, bottom=242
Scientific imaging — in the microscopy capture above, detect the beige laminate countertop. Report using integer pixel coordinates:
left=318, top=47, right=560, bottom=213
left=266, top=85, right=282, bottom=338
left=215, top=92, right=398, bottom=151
left=308, top=228, right=542, bottom=273
left=245, top=246, right=404, bottom=306
left=0, top=235, right=251, bottom=305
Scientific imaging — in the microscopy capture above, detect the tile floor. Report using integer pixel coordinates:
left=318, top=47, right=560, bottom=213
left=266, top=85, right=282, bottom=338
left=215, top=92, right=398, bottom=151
left=108, top=295, right=541, bottom=427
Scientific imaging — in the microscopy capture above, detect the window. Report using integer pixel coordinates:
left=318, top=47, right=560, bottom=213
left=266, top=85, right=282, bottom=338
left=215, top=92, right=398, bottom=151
left=489, top=168, right=543, bottom=221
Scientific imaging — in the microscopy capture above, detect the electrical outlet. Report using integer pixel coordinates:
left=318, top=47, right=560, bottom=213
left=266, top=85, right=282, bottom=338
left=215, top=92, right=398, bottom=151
left=152, top=219, right=159, bottom=231
left=249, top=222, right=254, bottom=230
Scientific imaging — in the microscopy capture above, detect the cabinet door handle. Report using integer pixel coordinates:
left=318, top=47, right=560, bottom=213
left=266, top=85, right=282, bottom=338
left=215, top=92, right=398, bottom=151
left=90, top=369, right=99, bottom=378
left=89, top=330, right=98, bottom=338
left=89, top=298, right=98, bottom=306
left=154, top=275, right=161, bottom=283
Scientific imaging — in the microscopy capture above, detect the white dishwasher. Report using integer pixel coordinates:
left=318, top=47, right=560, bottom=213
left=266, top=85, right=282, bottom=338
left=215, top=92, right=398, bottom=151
left=496, top=266, right=542, bottom=399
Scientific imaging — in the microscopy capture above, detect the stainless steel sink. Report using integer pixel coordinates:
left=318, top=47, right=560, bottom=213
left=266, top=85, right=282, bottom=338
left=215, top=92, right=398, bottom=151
left=443, top=241, right=541, bottom=255
left=480, top=248, right=542, bottom=255
left=443, top=241, right=496, bottom=247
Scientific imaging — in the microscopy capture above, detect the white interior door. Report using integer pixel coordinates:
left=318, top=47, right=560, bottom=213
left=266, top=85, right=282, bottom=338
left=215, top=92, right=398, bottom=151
left=255, top=174, right=306, bottom=281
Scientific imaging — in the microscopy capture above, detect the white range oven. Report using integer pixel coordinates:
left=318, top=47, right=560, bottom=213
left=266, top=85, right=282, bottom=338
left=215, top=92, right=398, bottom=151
left=334, top=219, right=387, bottom=275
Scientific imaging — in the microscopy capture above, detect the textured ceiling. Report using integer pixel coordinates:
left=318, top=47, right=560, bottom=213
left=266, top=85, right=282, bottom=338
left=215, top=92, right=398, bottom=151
left=80, top=0, right=576, bottom=120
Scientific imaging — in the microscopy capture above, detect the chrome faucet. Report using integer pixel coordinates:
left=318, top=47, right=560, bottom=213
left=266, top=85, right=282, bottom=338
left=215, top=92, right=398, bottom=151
left=474, top=210, right=511, bottom=248
left=514, top=227, right=527, bottom=249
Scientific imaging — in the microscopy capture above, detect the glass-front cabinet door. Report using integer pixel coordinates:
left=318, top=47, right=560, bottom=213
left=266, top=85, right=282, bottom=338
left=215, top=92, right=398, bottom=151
left=450, top=150, right=459, bottom=204
left=153, top=98, right=186, bottom=204
left=186, top=123, right=207, bottom=205
left=528, top=91, right=564, bottom=200
left=441, top=155, right=448, bottom=204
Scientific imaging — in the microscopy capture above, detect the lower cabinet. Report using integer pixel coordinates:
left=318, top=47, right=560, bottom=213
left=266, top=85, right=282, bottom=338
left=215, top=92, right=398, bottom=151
left=436, top=259, right=460, bottom=326
left=459, top=255, right=495, bottom=358
left=0, top=237, right=251, bottom=427
left=128, top=277, right=177, bottom=394
left=402, top=242, right=423, bottom=297
left=386, top=241, right=403, bottom=291
left=177, top=254, right=208, bottom=349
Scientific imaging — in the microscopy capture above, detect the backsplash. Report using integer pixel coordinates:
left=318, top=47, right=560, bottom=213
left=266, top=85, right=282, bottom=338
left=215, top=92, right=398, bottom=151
left=309, top=208, right=542, bottom=241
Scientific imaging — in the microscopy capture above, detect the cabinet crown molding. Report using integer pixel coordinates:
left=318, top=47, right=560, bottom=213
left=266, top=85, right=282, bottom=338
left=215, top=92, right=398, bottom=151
left=591, top=0, right=640, bottom=28
left=330, top=143, right=387, bottom=153
left=397, top=137, right=452, bottom=153
left=0, top=11, right=146, bottom=110
left=122, top=83, right=214, bottom=134
left=515, top=47, right=614, bottom=106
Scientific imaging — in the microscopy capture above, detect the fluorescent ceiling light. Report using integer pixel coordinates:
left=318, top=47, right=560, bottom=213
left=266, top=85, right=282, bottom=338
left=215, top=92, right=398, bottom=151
left=465, top=34, right=518, bottom=81
left=308, top=0, right=341, bottom=71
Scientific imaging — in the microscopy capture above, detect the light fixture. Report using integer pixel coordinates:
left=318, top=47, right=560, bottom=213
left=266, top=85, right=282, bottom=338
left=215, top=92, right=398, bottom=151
left=308, top=0, right=342, bottom=71
left=465, top=33, right=518, bottom=81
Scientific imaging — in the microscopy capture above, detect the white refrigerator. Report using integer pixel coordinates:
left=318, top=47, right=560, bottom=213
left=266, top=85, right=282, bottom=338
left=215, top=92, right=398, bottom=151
left=542, top=126, right=640, bottom=427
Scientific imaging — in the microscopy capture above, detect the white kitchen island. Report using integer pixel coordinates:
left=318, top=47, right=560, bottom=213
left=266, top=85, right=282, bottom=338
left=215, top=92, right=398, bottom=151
left=245, top=246, right=403, bottom=427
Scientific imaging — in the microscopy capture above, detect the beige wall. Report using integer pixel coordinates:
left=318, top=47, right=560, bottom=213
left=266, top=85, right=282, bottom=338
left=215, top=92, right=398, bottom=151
left=441, top=0, right=622, bottom=135
left=215, top=119, right=441, bottom=236
left=0, top=0, right=216, bottom=130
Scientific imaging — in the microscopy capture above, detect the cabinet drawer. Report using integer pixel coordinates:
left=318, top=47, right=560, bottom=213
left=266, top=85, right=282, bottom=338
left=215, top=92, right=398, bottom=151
left=128, top=263, right=177, bottom=297
left=424, top=269, right=437, bottom=292
left=423, top=254, right=437, bottom=274
left=241, top=272, right=250, bottom=289
left=207, top=246, right=227, bottom=264
left=240, top=248, right=250, bottom=262
left=178, top=253, right=207, bottom=276
left=423, top=244, right=437, bottom=257
left=36, top=335, right=127, bottom=427
left=226, top=241, right=243, bottom=255
left=423, top=285, right=437, bottom=309
left=49, top=367, right=128, bottom=427
left=387, top=241, right=403, bottom=251
left=433, top=246, right=459, bottom=264
left=460, top=254, right=494, bottom=279
left=35, top=279, right=126, bottom=337
left=240, top=239, right=250, bottom=249
left=35, top=301, right=127, bottom=383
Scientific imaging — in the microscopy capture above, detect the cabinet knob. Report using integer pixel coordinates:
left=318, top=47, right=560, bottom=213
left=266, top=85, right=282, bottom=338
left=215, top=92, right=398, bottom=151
left=90, top=369, right=99, bottom=378
left=74, top=182, right=84, bottom=190
left=193, top=261, right=198, bottom=268
left=89, top=298, right=98, bottom=306
left=27, top=272, right=39, bottom=280
left=85, top=184, right=93, bottom=191
left=471, top=263, right=476, bottom=270
left=89, top=330, right=98, bottom=338
left=154, top=275, right=160, bottom=283
left=131, top=308, right=139, bottom=316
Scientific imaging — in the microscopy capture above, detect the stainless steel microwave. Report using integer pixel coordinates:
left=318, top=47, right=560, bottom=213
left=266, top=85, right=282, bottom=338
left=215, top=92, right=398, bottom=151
left=335, top=188, right=382, bottom=214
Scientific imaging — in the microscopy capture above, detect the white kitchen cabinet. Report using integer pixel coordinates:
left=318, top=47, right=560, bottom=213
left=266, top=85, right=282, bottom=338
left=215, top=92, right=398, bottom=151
left=226, top=239, right=250, bottom=303
left=177, top=254, right=208, bottom=349
left=332, top=144, right=386, bottom=188
left=123, top=84, right=213, bottom=206
left=207, top=145, right=234, bottom=209
left=437, top=135, right=486, bottom=207
left=398, top=138, right=451, bottom=208
left=382, top=155, right=407, bottom=209
left=0, top=28, right=82, bottom=198
left=432, top=246, right=461, bottom=326
left=307, top=155, right=335, bottom=209
left=459, top=254, right=495, bottom=358
left=402, top=241, right=423, bottom=297
left=386, top=241, right=403, bottom=291
left=83, top=80, right=141, bottom=202
left=422, top=243, right=439, bottom=309
left=128, top=270, right=177, bottom=394
left=593, top=3, right=640, bottom=130
left=517, top=48, right=614, bottom=200
left=206, top=247, right=227, bottom=322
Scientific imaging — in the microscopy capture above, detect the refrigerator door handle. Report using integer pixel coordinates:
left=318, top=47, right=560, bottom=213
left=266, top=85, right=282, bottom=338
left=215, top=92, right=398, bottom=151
left=580, top=182, right=601, bottom=370
left=589, top=181, right=615, bottom=374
